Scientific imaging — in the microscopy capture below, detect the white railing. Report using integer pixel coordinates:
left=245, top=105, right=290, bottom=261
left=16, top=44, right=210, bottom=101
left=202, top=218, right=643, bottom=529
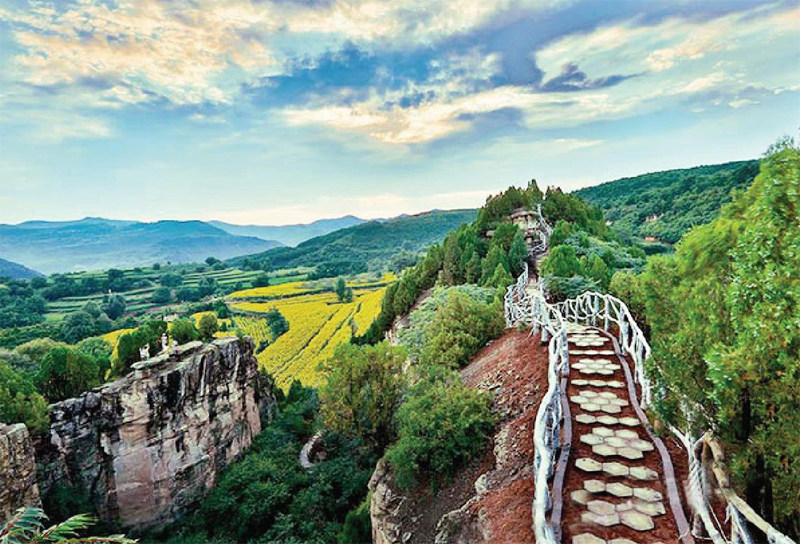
left=505, top=264, right=568, bottom=544
left=552, top=291, right=652, bottom=409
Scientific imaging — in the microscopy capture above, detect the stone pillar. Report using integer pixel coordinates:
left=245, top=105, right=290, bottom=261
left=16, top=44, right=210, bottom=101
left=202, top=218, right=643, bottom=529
left=0, top=423, right=42, bottom=521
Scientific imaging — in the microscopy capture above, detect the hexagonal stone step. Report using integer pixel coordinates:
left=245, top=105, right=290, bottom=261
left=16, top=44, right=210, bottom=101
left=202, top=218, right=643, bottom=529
left=581, top=433, right=604, bottom=446
left=593, top=444, right=618, bottom=457
left=589, top=379, right=625, bottom=388
left=633, top=500, right=666, bottom=516
left=619, top=417, right=641, bottom=427
left=608, top=539, right=639, bottom=544
left=588, top=500, right=617, bottom=516
left=584, top=479, right=606, bottom=493
left=573, top=379, right=590, bottom=386
left=572, top=533, right=606, bottom=544
left=618, top=447, right=644, bottom=460
left=602, top=462, right=630, bottom=477
left=576, top=457, right=603, bottom=473
left=633, top=487, right=663, bottom=502
left=581, top=511, right=620, bottom=527
left=606, top=482, right=633, bottom=497
left=576, top=414, right=597, bottom=424
left=630, top=466, right=658, bottom=481
left=571, top=489, right=591, bottom=505
left=620, top=510, right=655, bottom=531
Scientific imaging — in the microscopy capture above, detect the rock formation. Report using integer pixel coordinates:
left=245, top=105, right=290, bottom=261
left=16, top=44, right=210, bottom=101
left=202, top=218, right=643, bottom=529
left=0, top=423, right=41, bottom=520
left=0, top=337, right=276, bottom=532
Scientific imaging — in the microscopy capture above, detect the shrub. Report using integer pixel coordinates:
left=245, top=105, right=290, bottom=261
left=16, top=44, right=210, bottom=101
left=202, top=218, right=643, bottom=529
left=198, top=313, right=218, bottom=341
left=319, top=342, right=407, bottom=453
left=385, top=379, right=495, bottom=490
left=0, top=359, right=49, bottom=433
left=35, top=346, right=101, bottom=402
left=171, top=318, right=198, bottom=344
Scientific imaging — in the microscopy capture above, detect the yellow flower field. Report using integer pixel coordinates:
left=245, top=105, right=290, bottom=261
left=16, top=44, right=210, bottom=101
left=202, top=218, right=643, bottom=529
left=230, top=286, right=388, bottom=390
left=228, top=273, right=396, bottom=300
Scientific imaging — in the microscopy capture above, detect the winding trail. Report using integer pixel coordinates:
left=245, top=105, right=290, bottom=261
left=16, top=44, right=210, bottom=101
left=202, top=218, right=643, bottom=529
left=556, top=323, right=692, bottom=544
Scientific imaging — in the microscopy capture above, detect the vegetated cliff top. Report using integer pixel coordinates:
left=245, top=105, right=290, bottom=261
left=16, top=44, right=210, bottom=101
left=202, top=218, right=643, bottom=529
left=575, top=160, right=758, bottom=243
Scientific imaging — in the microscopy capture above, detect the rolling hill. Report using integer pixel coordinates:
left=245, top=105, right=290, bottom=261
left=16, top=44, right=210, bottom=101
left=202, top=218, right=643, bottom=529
left=0, top=218, right=282, bottom=274
left=230, top=209, right=478, bottom=274
left=209, top=215, right=366, bottom=247
left=0, top=257, right=42, bottom=279
left=575, top=160, right=759, bottom=243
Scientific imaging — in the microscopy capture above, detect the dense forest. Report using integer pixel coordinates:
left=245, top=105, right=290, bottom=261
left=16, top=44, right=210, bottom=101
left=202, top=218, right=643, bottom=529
left=609, top=141, right=799, bottom=536
left=576, top=160, right=759, bottom=243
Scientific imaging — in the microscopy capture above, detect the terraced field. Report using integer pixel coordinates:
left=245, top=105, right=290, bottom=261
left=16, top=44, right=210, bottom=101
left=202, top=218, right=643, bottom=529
left=230, top=283, right=390, bottom=389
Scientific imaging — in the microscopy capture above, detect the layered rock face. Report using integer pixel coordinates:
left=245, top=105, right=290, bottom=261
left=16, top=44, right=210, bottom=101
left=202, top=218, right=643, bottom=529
left=0, top=423, right=42, bottom=520
left=37, top=337, right=276, bottom=531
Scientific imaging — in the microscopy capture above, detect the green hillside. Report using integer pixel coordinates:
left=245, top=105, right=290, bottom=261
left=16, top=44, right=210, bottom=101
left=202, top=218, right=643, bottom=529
left=230, top=209, right=478, bottom=276
left=575, top=160, right=759, bottom=243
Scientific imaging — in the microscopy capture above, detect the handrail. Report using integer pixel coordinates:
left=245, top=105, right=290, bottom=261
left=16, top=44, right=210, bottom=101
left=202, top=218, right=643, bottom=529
left=505, top=263, right=568, bottom=544
left=552, top=291, right=652, bottom=409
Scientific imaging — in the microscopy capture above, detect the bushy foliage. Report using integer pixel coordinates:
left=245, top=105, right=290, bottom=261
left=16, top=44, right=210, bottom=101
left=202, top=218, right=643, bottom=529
left=0, top=359, right=49, bottom=433
left=0, top=281, right=47, bottom=328
left=384, top=377, right=495, bottom=490
left=319, top=342, right=407, bottom=453
left=171, top=318, right=198, bottom=344
left=631, top=142, right=799, bottom=536
left=0, top=507, right=135, bottom=544
left=35, top=346, right=101, bottom=403
left=114, top=320, right=168, bottom=375
left=198, top=313, right=218, bottom=341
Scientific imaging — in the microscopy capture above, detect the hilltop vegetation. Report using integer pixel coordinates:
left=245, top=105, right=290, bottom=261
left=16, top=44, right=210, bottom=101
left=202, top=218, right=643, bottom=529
left=575, top=160, right=759, bottom=243
left=229, top=209, right=477, bottom=277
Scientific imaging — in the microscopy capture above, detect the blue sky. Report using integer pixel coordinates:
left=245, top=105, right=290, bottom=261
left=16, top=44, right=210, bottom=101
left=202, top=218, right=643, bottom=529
left=0, top=0, right=798, bottom=225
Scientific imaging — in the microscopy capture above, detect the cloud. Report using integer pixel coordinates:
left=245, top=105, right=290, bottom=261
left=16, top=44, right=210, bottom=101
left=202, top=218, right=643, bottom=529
left=283, top=3, right=800, bottom=145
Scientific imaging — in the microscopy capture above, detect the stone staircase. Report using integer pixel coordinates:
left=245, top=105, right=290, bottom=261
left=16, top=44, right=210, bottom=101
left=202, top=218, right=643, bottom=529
left=561, top=323, right=681, bottom=544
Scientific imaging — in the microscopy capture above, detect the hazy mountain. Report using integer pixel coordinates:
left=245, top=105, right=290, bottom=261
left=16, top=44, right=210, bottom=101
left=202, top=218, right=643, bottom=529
left=230, top=209, right=478, bottom=274
left=0, top=218, right=282, bottom=274
left=209, top=215, right=366, bottom=247
left=575, top=160, right=759, bottom=243
left=0, top=257, right=43, bottom=279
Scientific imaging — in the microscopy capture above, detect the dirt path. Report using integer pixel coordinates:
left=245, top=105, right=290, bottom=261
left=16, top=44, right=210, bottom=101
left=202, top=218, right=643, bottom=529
left=558, top=323, right=692, bottom=544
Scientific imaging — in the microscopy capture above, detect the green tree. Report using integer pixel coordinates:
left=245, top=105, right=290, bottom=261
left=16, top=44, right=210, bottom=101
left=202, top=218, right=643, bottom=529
left=75, top=337, right=112, bottom=381
left=35, top=347, right=101, bottom=403
left=319, top=342, right=407, bottom=453
left=549, top=219, right=573, bottom=247
left=252, top=272, right=270, bottom=288
left=198, top=313, right=218, bottom=341
left=150, top=286, right=171, bottom=303
left=103, top=294, right=126, bottom=320
left=171, top=318, right=198, bottom=344
left=581, top=254, right=612, bottom=290
left=640, top=142, right=800, bottom=536
left=0, top=360, right=49, bottom=433
left=540, top=245, right=582, bottom=278
left=159, top=272, right=183, bottom=288
left=479, top=245, right=510, bottom=285
left=384, top=378, right=495, bottom=490
left=507, top=229, right=528, bottom=277
left=16, top=338, right=66, bottom=366
left=335, top=277, right=348, bottom=302
left=175, top=286, right=200, bottom=302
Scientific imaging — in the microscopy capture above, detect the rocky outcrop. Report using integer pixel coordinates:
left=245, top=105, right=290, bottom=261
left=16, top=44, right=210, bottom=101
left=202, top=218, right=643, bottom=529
left=0, top=423, right=41, bottom=519
left=33, top=337, right=276, bottom=531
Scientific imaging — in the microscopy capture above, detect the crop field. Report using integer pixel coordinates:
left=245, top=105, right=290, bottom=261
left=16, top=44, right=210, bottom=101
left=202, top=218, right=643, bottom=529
left=42, top=265, right=312, bottom=321
left=228, top=272, right=395, bottom=300
left=230, top=284, right=389, bottom=389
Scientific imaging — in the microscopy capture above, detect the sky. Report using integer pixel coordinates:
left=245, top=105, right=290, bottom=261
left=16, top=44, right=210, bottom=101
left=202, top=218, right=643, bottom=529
left=0, top=0, right=798, bottom=225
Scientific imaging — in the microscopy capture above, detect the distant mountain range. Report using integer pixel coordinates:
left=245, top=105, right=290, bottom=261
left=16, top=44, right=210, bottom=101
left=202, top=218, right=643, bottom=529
left=209, top=215, right=365, bottom=247
left=0, top=218, right=281, bottom=274
left=575, top=160, right=760, bottom=243
left=230, top=209, right=478, bottom=274
left=0, top=257, right=42, bottom=280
